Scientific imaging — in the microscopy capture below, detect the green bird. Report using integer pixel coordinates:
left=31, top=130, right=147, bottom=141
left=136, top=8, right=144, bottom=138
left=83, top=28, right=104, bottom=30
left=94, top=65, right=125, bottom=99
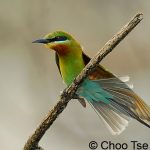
left=33, top=31, right=150, bottom=135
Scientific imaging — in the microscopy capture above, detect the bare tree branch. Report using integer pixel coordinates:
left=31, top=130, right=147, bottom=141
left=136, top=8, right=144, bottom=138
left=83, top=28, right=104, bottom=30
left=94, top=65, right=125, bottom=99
left=23, top=13, right=143, bottom=150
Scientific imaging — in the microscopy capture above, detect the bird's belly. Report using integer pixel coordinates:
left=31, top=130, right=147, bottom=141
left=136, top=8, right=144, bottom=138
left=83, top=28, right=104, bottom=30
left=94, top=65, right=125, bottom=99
left=59, top=55, right=85, bottom=85
left=61, top=67, right=82, bottom=85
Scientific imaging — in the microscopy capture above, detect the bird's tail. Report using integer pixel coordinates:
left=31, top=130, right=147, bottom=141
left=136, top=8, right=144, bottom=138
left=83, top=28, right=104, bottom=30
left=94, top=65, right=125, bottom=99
left=90, top=95, right=150, bottom=135
left=78, top=76, right=150, bottom=135
left=90, top=101, right=130, bottom=135
left=101, top=77, right=150, bottom=129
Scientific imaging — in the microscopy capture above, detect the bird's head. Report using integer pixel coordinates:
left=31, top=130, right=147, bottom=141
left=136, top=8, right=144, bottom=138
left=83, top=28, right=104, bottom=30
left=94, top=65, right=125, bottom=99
left=33, top=31, right=82, bottom=55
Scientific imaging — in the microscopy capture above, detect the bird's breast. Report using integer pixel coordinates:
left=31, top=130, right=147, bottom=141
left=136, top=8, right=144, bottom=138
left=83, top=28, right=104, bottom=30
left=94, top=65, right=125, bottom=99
left=59, top=57, right=85, bottom=85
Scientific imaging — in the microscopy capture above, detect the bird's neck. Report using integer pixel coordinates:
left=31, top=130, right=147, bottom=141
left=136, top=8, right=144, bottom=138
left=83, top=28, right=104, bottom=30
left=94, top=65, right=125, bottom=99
left=58, top=48, right=85, bottom=85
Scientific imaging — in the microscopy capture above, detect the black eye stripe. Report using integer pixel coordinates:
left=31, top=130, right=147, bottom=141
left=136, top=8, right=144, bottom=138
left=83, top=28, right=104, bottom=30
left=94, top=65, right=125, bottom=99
left=47, top=36, right=67, bottom=42
left=54, top=36, right=68, bottom=41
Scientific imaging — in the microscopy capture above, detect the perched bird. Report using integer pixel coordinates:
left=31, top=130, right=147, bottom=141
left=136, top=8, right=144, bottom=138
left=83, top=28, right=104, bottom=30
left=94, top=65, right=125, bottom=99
left=33, top=31, right=150, bottom=135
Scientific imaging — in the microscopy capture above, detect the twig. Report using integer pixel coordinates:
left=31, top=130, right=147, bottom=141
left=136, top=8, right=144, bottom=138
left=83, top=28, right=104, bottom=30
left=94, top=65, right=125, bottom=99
left=23, top=13, right=143, bottom=150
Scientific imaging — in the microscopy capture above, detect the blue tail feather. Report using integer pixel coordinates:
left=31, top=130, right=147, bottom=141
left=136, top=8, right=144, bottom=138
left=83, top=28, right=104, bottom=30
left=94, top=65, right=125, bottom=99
left=77, top=79, right=112, bottom=104
left=76, top=77, right=150, bottom=134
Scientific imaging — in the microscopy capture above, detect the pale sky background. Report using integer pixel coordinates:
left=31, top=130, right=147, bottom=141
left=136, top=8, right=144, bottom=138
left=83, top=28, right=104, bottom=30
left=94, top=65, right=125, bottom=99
left=0, top=0, right=150, bottom=149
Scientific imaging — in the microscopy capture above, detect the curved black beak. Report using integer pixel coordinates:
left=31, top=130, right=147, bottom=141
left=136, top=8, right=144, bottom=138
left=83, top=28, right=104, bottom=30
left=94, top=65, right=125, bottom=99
left=32, top=39, right=49, bottom=44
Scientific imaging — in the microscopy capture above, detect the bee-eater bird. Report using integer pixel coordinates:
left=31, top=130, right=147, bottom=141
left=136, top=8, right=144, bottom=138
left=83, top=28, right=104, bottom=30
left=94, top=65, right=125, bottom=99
left=33, top=31, right=150, bottom=135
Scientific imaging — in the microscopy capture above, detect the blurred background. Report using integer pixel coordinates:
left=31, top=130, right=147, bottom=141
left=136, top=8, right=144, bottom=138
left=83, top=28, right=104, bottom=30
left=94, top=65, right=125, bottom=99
left=0, top=0, right=150, bottom=149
